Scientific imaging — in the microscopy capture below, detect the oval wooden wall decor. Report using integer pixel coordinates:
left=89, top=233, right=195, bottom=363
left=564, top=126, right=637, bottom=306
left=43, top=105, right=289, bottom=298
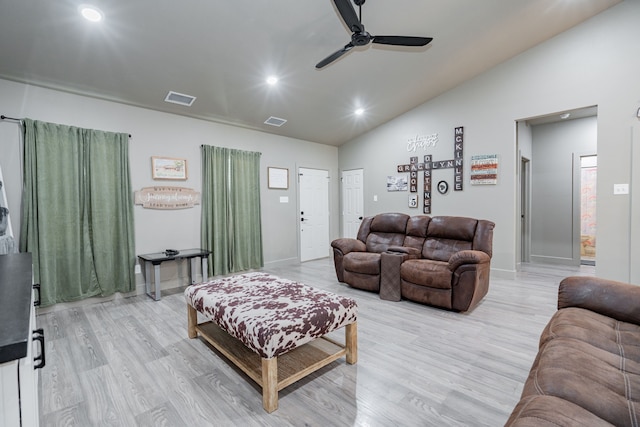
left=134, top=186, right=201, bottom=209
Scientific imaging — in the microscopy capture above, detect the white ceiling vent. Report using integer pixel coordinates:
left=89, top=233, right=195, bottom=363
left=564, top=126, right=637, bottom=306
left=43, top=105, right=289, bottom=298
left=164, top=91, right=196, bottom=107
left=264, top=116, right=287, bottom=127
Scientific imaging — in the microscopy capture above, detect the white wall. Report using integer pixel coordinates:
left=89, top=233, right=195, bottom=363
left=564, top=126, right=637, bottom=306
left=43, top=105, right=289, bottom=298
left=338, top=0, right=640, bottom=281
left=0, top=79, right=339, bottom=283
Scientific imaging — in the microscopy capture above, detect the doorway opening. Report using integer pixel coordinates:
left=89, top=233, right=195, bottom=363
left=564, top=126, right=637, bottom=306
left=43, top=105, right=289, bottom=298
left=580, top=155, right=597, bottom=265
left=516, top=105, right=597, bottom=269
left=520, top=156, right=531, bottom=263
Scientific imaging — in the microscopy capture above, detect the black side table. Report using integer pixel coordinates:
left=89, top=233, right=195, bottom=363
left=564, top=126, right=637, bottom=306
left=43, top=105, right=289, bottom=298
left=137, top=248, right=211, bottom=300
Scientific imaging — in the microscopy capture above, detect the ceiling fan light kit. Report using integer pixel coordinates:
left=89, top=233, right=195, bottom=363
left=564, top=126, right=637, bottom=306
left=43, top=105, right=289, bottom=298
left=316, top=0, right=433, bottom=69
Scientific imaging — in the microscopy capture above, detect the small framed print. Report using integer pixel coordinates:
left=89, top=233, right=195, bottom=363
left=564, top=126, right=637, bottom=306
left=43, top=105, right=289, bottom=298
left=268, top=167, right=289, bottom=189
left=152, top=156, right=188, bottom=180
left=408, top=194, right=418, bottom=208
left=387, top=175, right=408, bottom=192
left=437, top=180, right=449, bottom=195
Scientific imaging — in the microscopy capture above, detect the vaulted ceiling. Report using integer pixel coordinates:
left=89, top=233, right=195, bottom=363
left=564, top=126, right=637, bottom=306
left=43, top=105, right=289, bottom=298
left=0, top=0, right=621, bottom=145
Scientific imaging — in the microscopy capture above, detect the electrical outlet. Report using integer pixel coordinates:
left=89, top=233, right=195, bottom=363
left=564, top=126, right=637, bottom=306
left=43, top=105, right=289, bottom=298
left=135, top=264, right=141, bottom=274
left=614, top=183, right=629, bottom=195
left=373, top=195, right=378, bottom=202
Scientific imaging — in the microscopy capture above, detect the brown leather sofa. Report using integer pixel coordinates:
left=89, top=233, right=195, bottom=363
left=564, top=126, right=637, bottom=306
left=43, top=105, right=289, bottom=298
left=331, top=213, right=495, bottom=312
left=506, top=276, right=640, bottom=426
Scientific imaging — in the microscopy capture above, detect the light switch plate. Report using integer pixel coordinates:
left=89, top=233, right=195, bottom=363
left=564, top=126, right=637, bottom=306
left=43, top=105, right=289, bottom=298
left=614, top=183, right=629, bottom=195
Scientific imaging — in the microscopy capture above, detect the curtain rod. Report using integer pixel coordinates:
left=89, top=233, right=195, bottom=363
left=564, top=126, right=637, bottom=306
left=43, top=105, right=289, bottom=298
left=1, top=115, right=131, bottom=137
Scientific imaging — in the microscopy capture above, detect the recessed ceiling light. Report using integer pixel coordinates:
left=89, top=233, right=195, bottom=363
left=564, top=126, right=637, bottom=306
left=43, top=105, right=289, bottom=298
left=79, top=5, right=104, bottom=22
left=266, top=76, right=279, bottom=86
left=560, top=113, right=571, bottom=119
left=354, top=108, right=365, bottom=116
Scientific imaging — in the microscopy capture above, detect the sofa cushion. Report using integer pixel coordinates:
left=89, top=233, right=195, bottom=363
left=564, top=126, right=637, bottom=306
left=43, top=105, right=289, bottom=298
left=540, top=307, right=640, bottom=362
left=423, top=216, right=476, bottom=261
left=343, top=252, right=381, bottom=275
left=506, top=395, right=613, bottom=426
left=517, top=307, right=640, bottom=426
left=366, top=232, right=406, bottom=253
left=344, top=270, right=380, bottom=292
left=403, top=215, right=430, bottom=251
left=428, top=216, right=477, bottom=240
left=400, top=259, right=452, bottom=290
left=369, top=212, right=409, bottom=234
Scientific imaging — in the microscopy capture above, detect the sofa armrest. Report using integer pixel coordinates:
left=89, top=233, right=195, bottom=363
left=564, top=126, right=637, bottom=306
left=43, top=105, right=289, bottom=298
left=387, top=245, right=422, bottom=259
left=331, top=238, right=366, bottom=255
left=448, top=250, right=490, bottom=271
left=558, top=276, right=640, bottom=324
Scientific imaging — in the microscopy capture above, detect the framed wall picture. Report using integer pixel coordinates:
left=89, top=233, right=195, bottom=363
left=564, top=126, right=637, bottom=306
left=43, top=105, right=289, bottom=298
left=152, top=156, right=188, bottom=180
left=387, top=175, right=408, bottom=192
left=268, top=167, right=289, bottom=189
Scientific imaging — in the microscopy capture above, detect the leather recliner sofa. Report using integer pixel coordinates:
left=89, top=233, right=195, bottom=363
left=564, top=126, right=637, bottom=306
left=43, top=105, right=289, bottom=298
left=331, top=213, right=495, bottom=312
left=506, top=276, right=640, bottom=426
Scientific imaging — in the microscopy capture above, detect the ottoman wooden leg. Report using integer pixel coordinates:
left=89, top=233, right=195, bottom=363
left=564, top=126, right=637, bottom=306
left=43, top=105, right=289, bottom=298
left=187, top=304, right=198, bottom=339
left=346, top=322, right=358, bottom=364
left=262, top=357, right=278, bottom=412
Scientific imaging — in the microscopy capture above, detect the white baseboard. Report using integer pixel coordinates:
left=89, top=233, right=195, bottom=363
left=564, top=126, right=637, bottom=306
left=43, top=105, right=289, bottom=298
left=530, top=255, right=580, bottom=267
left=490, top=268, right=516, bottom=280
left=264, top=257, right=299, bottom=268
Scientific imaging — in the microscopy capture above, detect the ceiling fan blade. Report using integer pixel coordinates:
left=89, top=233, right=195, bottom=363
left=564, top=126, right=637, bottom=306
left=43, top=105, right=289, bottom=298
left=332, top=0, right=363, bottom=33
left=372, top=35, right=433, bottom=47
left=315, top=43, right=355, bottom=69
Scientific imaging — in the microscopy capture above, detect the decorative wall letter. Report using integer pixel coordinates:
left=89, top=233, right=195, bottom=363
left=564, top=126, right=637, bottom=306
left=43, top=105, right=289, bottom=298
left=396, top=127, right=464, bottom=214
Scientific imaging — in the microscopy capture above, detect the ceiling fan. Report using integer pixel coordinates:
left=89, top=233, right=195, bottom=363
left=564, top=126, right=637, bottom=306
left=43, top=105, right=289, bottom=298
left=316, top=0, right=433, bottom=69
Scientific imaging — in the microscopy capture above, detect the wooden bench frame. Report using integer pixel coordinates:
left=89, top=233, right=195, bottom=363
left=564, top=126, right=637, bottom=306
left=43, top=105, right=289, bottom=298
left=187, top=304, right=357, bottom=412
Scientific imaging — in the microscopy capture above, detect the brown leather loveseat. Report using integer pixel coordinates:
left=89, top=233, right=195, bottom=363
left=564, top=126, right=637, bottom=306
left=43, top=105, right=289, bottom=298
left=505, top=276, right=640, bottom=426
left=331, top=213, right=495, bottom=312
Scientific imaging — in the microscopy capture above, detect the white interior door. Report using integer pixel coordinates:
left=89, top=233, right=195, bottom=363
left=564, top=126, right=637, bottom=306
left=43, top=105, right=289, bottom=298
left=341, top=169, right=364, bottom=238
left=299, top=168, right=329, bottom=262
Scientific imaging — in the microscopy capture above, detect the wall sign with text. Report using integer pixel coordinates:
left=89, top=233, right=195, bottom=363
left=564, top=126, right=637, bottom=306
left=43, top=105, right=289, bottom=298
left=134, top=186, right=201, bottom=209
left=470, top=154, right=498, bottom=185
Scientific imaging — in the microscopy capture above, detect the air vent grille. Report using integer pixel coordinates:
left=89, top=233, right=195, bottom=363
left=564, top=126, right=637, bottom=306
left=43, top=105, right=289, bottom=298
left=264, top=116, right=287, bottom=127
left=164, top=91, right=196, bottom=107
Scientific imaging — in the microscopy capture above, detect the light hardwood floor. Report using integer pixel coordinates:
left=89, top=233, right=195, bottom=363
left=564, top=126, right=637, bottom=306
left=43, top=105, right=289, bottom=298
left=37, top=259, right=594, bottom=426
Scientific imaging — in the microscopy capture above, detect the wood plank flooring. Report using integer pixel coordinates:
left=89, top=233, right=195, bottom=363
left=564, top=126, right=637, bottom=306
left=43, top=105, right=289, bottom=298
left=37, top=259, right=594, bottom=426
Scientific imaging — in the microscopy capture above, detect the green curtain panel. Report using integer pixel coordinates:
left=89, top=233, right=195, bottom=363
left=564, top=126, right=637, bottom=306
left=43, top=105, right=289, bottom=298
left=201, top=145, right=263, bottom=275
left=20, top=119, right=135, bottom=306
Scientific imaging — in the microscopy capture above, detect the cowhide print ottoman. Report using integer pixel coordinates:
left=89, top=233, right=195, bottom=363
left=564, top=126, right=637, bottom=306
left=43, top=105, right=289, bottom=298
left=184, top=272, right=358, bottom=413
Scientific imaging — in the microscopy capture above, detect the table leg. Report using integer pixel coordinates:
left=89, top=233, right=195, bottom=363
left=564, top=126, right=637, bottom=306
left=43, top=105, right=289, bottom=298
left=262, top=357, right=278, bottom=413
left=189, top=257, right=197, bottom=285
left=144, top=262, right=152, bottom=299
left=187, top=304, right=197, bottom=339
left=202, top=256, right=208, bottom=282
left=346, top=322, right=358, bottom=364
left=153, top=264, right=161, bottom=301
